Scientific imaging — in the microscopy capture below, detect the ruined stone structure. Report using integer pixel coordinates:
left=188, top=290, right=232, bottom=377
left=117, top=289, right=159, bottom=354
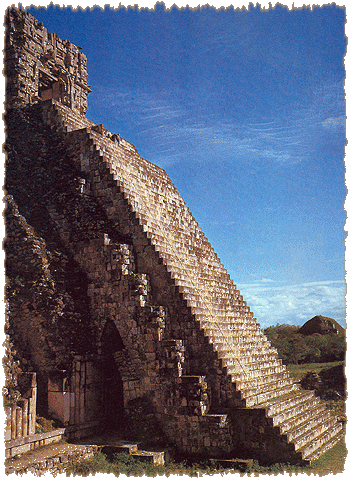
left=5, top=373, right=37, bottom=448
left=5, top=7, right=90, bottom=113
left=5, top=8, right=344, bottom=464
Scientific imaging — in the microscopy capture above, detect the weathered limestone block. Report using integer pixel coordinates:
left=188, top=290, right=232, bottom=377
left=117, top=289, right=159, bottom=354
left=5, top=7, right=90, bottom=112
left=48, top=371, right=70, bottom=425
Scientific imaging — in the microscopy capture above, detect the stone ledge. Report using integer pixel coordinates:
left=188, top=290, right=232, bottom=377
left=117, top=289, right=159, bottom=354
left=6, top=427, right=66, bottom=448
left=5, top=442, right=98, bottom=475
left=5, top=428, right=66, bottom=458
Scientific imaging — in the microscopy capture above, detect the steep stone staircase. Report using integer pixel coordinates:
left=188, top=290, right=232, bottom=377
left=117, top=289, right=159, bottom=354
left=42, top=100, right=344, bottom=464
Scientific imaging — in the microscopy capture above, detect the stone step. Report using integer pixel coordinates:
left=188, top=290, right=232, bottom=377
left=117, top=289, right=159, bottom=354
left=188, top=294, right=249, bottom=306
left=174, top=288, right=243, bottom=306
left=208, top=332, right=267, bottom=346
left=292, top=416, right=338, bottom=458
left=231, top=366, right=292, bottom=390
left=202, top=413, right=229, bottom=428
left=296, top=419, right=344, bottom=459
left=233, top=369, right=293, bottom=392
left=228, top=364, right=287, bottom=386
left=180, top=375, right=207, bottom=383
left=224, top=361, right=284, bottom=381
left=176, top=286, right=243, bottom=301
left=201, top=322, right=261, bottom=336
left=186, top=302, right=249, bottom=316
left=260, top=390, right=315, bottom=418
left=207, top=319, right=262, bottom=329
left=130, top=449, right=167, bottom=466
left=283, top=409, right=338, bottom=445
left=221, top=350, right=281, bottom=367
left=271, top=393, right=323, bottom=427
left=170, top=270, right=240, bottom=288
left=194, top=306, right=254, bottom=322
left=240, top=377, right=296, bottom=402
left=176, top=278, right=237, bottom=292
left=304, top=428, right=345, bottom=463
left=99, top=442, right=138, bottom=457
left=238, top=346, right=279, bottom=359
left=204, top=328, right=262, bottom=341
left=99, top=442, right=167, bottom=466
left=165, top=263, right=233, bottom=281
left=244, top=383, right=297, bottom=408
left=237, top=374, right=293, bottom=398
left=224, top=356, right=283, bottom=375
left=199, top=313, right=258, bottom=325
left=171, top=271, right=237, bottom=290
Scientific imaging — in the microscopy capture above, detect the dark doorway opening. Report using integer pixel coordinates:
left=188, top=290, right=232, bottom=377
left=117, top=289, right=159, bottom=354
left=100, top=320, right=125, bottom=433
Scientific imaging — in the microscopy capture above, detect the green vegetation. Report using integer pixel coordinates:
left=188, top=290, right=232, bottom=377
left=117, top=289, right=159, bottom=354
left=35, top=416, right=58, bottom=434
left=67, top=452, right=218, bottom=477
left=308, top=437, right=347, bottom=476
left=250, top=437, right=347, bottom=475
left=264, top=324, right=345, bottom=365
left=287, top=360, right=344, bottom=381
left=66, top=438, right=346, bottom=476
left=287, top=361, right=346, bottom=418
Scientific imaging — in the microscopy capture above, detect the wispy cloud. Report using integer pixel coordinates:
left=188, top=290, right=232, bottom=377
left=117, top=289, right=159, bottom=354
left=237, top=279, right=346, bottom=328
left=321, top=116, right=345, bottom=130
left=93, top=77, right=344, bottom=168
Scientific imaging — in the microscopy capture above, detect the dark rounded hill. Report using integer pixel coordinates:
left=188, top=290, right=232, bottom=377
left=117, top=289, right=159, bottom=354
left=299, top=315, right=345, bottom=336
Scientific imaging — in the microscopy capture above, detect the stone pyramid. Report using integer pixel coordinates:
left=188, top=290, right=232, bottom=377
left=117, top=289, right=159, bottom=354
left=5, top=8, right=344, bottom=465
left=40, top=98, right=344, bottom=464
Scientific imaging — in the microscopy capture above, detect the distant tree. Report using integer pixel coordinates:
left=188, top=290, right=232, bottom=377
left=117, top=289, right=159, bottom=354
left=318, top=333, right=345, bottom=362
left=264, top=325, right=306, bottom=364
left=264, top=324, right=345, bottom=365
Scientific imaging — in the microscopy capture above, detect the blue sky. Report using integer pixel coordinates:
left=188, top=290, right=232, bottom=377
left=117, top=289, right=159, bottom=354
left=25, top=2, right=346, bottom=328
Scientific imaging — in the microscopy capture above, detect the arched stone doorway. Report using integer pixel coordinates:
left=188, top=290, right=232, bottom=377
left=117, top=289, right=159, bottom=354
left=100, top=320, right=125, bottom=433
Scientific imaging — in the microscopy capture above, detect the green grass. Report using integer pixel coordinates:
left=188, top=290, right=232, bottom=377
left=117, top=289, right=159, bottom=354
left=324, top=398, right=346, bottom=418
left=286, top=360, right=344, bottom=382
left=66, top=438, right=347, bottom=477
left=66, top=452, right=221, bottom=477
left=286, top=360, right=346, bottom=417
left=307, top=437, right=347, bottom=475
left=250, top=438, right=347, bottom=475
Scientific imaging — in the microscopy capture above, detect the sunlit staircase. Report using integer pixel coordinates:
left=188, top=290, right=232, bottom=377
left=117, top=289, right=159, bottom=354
left=42, top=99, right=345, bottom=464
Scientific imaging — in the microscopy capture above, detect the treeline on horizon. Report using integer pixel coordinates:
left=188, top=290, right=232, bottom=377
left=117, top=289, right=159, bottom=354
left=263, top=324, right=345, bottom=365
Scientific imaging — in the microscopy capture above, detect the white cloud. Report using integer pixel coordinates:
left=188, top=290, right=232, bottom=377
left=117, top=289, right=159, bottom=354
left=237, top=279, right=346, bottom=328
left=321, top=116, right=345, bottom=130
left=91, top=76, right=344, bottom=169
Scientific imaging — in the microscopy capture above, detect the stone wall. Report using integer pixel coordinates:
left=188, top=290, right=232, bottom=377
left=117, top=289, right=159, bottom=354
left=5, top=7, right=90, bottom=113
left=48, top=357, right=107, bottom=439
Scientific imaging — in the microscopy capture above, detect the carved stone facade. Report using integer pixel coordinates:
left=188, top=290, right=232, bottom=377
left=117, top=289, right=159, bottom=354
left=5, top=7, right=90, bottom=113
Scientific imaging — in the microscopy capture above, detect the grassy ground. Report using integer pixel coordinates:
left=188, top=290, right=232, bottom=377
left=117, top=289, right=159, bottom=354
left=66, top=437, right=347, bottom=476
left=287, top=360, right=346, bottom=417
left=286, top=360, right=344, bottom=382
left=306, top=437, right=347, bottom=476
